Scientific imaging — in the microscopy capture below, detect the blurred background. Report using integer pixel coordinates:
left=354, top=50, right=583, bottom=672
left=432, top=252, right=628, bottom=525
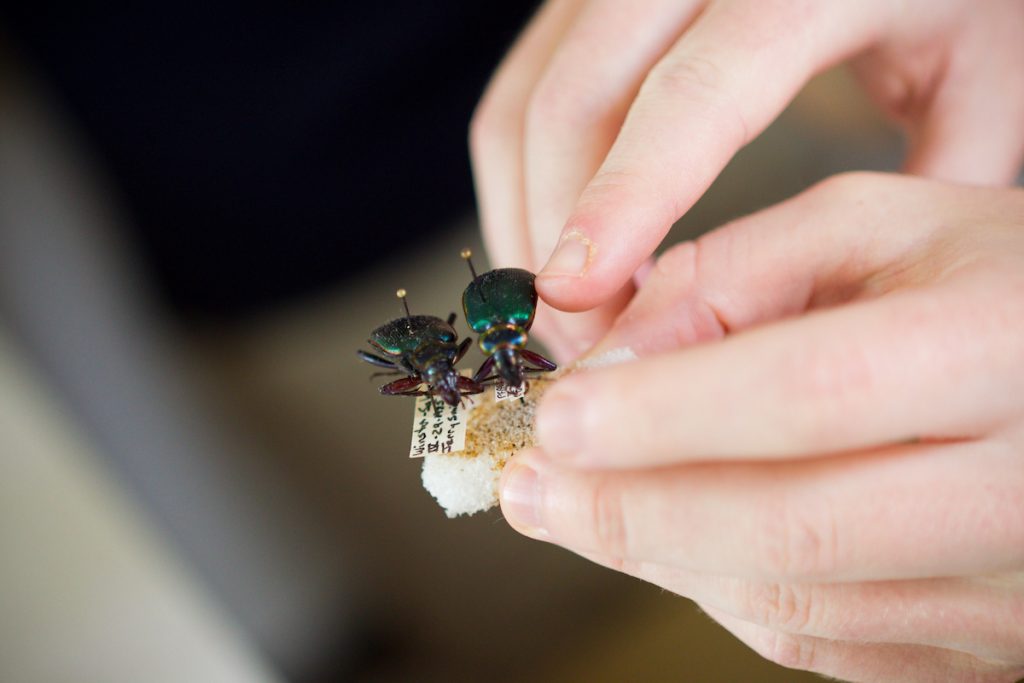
left=0, top=5, right=904, bottom=682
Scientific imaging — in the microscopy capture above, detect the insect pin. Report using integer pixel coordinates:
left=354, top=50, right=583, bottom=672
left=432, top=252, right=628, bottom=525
left=460, top=248, right=557, bottom=389
left=357, top=288, right=484, bottom=407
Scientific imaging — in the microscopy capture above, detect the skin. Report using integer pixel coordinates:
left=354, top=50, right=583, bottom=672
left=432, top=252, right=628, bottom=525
left=471, top=1, right=1024, bottom=679
left=470, top=0, right=1024, bottom=361
left=500, top=173, right=1024, bottom=682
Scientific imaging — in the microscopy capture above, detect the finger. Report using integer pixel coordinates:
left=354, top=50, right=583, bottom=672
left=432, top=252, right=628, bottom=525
left=562, top=176, right=1024, bottom=467
left=470, top=0, right=586, bottom=271
left=532, top=284, right=636, bottom=363
left=532, top=254, right=654, bottom=360
left=524, top=0, right=704, bottom=265
left=701, top=606, right=1019, bottom=683
left=631, top=256, right=656, bottom=288
left=543, top=272, right=1024, bottom=467
left=587, top=172, right=950, bottom=359
left=576, top=552, right=1024, bottom=663
left=903, top=76, right=1024, bottom=187
left=536, top=0, right=889, bottom=311
left=527, top=301, right=579, bottom=363
left=523, top=1, right=700, bottom=359
left=470, top=0, right=586, bottom=361
left=499, top=441, right=1024, bottom=582
left=892, top=2, right=1024, bottom=185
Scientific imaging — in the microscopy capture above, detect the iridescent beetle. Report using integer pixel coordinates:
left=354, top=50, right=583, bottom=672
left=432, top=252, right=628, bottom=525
left=460, top=249, right=557, bottom=388
left=357, top=289, right=484, bottom=406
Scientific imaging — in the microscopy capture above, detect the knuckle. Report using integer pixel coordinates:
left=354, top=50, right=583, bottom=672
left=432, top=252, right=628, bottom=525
left=468, top=94, right=519, bottom=156
left=647, top=54, right=726, bottom=99
left=756, top=496, right=839, bottom=580
left=757, top=629, right=818, bottom=671
left=654, top=241, right=699, bottom=281
left=526, top=75, right=603, bottom=131
left=776, top=334, right=878, bottom=449
left=791, top=336, right=874, bottom=399
left=744, top=581, right=818, bottom=633
left=573, top=168, right=656, bottom=221
left=651, top=240, right=732, bottom=344
left=809, top=171, right=886, bottom=203
left=643, top=56, right=747, bottom=145
left=589, top=476, right=630, bottom=558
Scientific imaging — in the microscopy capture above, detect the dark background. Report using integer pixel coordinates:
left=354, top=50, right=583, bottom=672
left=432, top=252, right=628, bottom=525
left=3, top=3, right=537, bottom=317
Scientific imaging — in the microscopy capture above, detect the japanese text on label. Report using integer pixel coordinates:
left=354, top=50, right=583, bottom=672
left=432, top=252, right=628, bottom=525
left=409, top=395, right=468, bottom=458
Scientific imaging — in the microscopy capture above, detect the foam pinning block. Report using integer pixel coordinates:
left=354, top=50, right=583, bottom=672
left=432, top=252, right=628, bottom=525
left=420, top=347, right=637, bottom=517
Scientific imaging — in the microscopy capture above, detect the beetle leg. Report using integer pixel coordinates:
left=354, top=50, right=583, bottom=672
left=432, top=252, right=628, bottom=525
left=521, top=349, right=557, bottom=372
left=358, top=349, right=398, bottom=369
left=456, top=375, right=485, bottom=395
left=369, top=370, right=403, bottom=380
left=454, top=337, right=473, bottom=365
left=472, top=355, right=496, bottom=384
left=446, top=312, right=457, bottom=326
left=380, top=376, right=425, bottom=396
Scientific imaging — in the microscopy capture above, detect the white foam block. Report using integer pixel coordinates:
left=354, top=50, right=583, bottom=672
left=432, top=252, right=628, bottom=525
left=421, top=448, right=506, bottom=518
left=420, top=347, right=637, bottom=517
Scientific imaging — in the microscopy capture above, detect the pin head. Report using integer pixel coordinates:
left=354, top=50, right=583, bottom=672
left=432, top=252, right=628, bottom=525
left=396, top=288, right=411, bottom=318
left=460, top=247, right=479, bottom=280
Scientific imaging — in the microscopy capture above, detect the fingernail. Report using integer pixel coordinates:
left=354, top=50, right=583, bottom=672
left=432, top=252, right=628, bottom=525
left=540, top=231, right=593, bottom=278
left=536, top=387, right=584, bottom=461
left=500, top=462, right=546, bottom=536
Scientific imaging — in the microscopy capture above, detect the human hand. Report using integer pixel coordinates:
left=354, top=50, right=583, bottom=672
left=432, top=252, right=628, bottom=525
left=470, top=0, right=1024, bottom=362
left=499, top=173, right=1024, bottom=682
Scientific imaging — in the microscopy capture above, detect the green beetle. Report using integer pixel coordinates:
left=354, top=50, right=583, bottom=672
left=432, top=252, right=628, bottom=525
left=461, top=249, right=557, bottom=388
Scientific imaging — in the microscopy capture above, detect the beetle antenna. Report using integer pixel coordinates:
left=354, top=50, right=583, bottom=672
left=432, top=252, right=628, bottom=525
left=396, top=288, right=411, bottom=318
left=460, top=248, right=479, bottom=279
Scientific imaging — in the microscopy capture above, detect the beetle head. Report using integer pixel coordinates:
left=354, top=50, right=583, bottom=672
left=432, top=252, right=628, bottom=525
left=493, top=347, right=524, bottom=388
left=424, top=360, right=461, bottom=407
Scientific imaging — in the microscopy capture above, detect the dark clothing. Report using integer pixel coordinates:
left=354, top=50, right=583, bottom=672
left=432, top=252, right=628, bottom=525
left=3, top=3, right=536, bottom=317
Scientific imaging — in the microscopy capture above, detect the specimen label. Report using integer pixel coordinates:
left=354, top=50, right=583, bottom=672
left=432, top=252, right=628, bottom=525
left=494, top=383, right=527, bottom=402
left=409, top=395, right=469, bottom=458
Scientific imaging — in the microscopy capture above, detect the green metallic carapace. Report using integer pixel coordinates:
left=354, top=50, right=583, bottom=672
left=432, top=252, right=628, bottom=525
left=458, top=251, right=556, bottom=388
left=462, top=268, right=538, bottom=333
left=370, top=315, right=457, bottom=356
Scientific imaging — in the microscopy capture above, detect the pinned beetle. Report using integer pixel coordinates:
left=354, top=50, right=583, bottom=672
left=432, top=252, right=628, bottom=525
left=358, top=289, right=484, bottom=406
left=460, top=249, right=557, bottom=388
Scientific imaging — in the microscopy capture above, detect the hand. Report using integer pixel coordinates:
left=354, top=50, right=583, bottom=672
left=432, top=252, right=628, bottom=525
left=499, top=173, right=1024, bottom=682
left=470, top=0, right=1024, bottom=362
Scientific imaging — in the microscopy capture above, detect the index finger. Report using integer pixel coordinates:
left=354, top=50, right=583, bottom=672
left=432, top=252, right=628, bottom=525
left=470, top=0, right=585, bottom=271
left=538, top=273, right=1023, bottom=468
left=537, top=176, right=1024, bottom=468
left=535, top=0, right=887, bottom=310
